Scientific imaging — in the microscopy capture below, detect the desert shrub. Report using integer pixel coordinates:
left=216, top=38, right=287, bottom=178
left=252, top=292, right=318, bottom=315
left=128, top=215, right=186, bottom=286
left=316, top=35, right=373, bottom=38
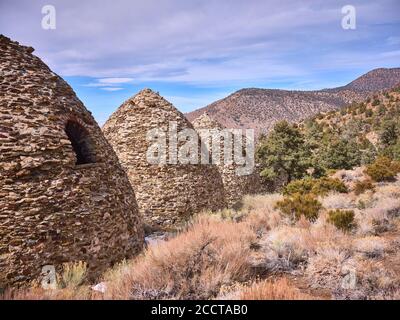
left=378, top=105, right=386, bottom=116
left=275, top=194, right=322, bottom=222
left=358, top=103, right=367, bottom=114
left=283, top=178, right=314, bottom=195
left=353, top=236, right=388, bottom=258
left=357, top=200, right=367, bottom=210
left=283, top=177, right=347, bottom=196
left=391, top=159, right=400, bottom=172
left=311, top=177, right=348, bottom=195
left=327, top=210, right=355, bottom=232
left=380, top=120, right=398, bottom=146
left=305, top=246, right=354, bottom=296
left=392, top=142, right=400, bottom=161
left=365, top=157, right=399, bottom=182
left=353, top=179, right=375, bottom=195
left=58, top=261, right=87, bottom=289
left=372, top=98, right=380, bottom=106
left=381, top=141, right=400, bottom=161
left=360, top=142, right=378, bottom=165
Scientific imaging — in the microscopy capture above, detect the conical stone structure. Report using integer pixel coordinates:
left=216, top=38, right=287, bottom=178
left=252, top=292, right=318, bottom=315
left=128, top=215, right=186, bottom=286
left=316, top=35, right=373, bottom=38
left=103, top=89, right=226, bottom=229
left=192, top=113, right=266, bottom=207
left=0, top=35, right=143, bottom=287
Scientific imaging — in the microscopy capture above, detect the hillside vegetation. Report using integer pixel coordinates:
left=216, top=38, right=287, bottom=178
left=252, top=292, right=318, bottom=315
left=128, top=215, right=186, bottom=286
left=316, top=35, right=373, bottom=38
left=307, top=86, right=400, bottom=162
left=256, top=86, right=400, bottom=186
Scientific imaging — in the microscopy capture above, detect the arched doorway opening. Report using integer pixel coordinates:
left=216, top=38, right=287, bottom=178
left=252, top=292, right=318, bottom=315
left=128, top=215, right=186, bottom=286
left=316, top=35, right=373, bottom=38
left=65, top=121, right=96, bottom=165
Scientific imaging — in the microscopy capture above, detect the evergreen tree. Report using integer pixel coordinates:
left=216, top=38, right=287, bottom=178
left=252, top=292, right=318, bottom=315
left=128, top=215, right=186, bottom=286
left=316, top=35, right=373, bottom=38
left=380, top=120, right=398, bottom=146
left=256, top=121, right=310, bottom=184
left=318, top=137, right=361, bottom=170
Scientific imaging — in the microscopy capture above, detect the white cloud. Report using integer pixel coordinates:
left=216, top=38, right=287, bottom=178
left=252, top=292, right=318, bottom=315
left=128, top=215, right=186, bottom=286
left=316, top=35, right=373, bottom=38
left=101, top=87, right=124, bottom=91
left=84, top=82, right=111, bottom=87
left=98, top=77, right=134, bottom=84
left=84, top=77, right=134, bottom=89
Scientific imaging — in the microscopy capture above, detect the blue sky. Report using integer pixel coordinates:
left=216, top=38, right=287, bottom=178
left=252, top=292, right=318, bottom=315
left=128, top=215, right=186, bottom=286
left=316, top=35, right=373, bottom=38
left=1, top=0, right=399, bottom=124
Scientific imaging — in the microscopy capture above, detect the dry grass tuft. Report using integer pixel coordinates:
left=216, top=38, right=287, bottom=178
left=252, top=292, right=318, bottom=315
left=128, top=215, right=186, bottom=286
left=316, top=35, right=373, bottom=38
left=103, top=215, right=257, bottom=300
left=352, top=236, right=388, bottom=258
left=261, top=214, right=351, bottom=272
left=58, top=261, right=87, bottom=289
left=241, top=194, right=284, bottom=232
left=240, top=278, right=314, bottom=300
left=320, top=192, right=356, bottom=210
left=332, top=167, right=367, bottom=189
left=305, top=245, right=355, bottom=292
left=0, top=285, right=97, bottom=300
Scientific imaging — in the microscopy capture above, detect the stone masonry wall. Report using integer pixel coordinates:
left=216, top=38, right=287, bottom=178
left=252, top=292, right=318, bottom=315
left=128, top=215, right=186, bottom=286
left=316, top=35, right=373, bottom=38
left=0, top=35, right=144, bottom=287
left=103, top=89, right=227, bottom=230
left=192, top=113, right=267, bottom=207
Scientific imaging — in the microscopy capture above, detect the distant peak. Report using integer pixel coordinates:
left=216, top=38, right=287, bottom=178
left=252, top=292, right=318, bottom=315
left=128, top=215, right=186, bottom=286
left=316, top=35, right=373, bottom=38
left=343, top=67, right=400, bottom=92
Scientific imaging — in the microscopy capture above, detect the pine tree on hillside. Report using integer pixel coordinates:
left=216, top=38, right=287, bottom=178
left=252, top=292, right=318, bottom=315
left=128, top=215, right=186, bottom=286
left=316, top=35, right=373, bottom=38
left=256, top=121, right=311, bottom=184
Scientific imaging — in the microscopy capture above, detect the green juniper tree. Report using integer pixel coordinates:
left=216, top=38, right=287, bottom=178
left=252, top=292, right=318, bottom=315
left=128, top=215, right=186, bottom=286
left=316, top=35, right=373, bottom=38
left=318, top=136, right=361, bottom=170
left=380, top=120, right=398, bottom=147
left=256, top=121, right=311, bottom=184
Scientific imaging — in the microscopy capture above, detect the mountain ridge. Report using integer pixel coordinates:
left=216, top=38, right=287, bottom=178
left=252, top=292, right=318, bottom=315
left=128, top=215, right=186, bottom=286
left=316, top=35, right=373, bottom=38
left=186, top=67, right=400, bottom=136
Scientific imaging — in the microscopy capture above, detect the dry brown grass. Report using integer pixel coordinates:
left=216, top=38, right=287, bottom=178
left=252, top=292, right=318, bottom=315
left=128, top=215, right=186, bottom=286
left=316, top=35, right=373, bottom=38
left=352, top=236, right=388, bottom=258
left=356, top=193, right=400, bottom=235
left=305, top=245, right=355, bottom=292
left=103, top=215, right=257, bottom=299
left=240, top=278, right=314, bottom=300
left=241, top=194, right=284, bottom=230
left=320, top=192, right=356, bottom=210
left=332, top=167, right=367, bottom=189
left=0, top=284, right=100, bottom=300
left=261, top=212, right=352, bottom=272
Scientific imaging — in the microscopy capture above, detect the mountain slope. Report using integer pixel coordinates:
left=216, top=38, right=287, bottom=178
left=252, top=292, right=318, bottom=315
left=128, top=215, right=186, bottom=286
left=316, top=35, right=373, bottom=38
left=336, top=68, right=400, bottom=93
left=186, top=68, right=400, bottom=136
left=303, top=85, right=400, bottom=150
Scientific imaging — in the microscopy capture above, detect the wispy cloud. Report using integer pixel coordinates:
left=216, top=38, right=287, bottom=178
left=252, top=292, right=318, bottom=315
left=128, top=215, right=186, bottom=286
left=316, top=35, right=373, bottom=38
left=1, top=0, right=398, bottom=87
left=84, top=77, right=134, bottom=89
left=98, top=78, right=134, bottom=84
left=100, top=87, right=124, bottom=91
